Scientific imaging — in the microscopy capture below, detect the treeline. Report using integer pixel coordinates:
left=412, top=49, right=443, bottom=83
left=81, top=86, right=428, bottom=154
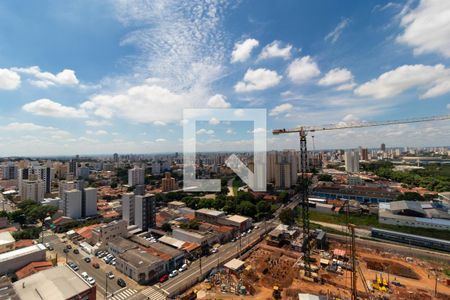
left=361, top=162, right=450, bottom=192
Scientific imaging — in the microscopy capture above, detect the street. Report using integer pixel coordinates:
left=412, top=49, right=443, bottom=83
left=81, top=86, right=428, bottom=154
left=44, top=232, right=139, bottom=299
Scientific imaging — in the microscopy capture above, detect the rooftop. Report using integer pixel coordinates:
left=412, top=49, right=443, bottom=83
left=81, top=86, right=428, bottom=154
left=119, top=248, right=163, bottom=268
left=224, top=258, right=245, bottom=271
left=196, top=208, right=225, bottom=217
left=15, top=261, right=53, bottom=280
left=13, top=266, right=93, bottom=300
left=225, top=215, right=250, bottom=223
left=0, top=244, right=46, bottom=264
left=0, top=231, right=15, bottom=245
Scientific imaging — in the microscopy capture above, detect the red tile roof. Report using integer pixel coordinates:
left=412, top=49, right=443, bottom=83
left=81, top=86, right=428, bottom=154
left=15, top=261, right=53, bottom=279
left=15, top=239, right=34, bottom=249
left=0, top=226, right=18, bottom=233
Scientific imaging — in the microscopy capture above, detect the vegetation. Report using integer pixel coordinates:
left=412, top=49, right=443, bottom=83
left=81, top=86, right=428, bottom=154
left=161, top=223, right=172, bottom=232
left=279, top=208, right=296, bottom=225
left=12, top=227, right=42, bottom=240
left=317, top=174, right=333, bottom=182
left=4, top=200, right=57, bottom=225
left=361, top=162, right=450, bottom=192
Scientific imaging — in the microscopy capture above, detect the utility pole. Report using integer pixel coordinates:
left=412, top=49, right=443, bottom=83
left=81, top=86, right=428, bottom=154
left=435, top=273, right=438, bottom=297
left=349, top=224, right=357, bottom=300
left=199, top=255, right=203, bottom=280
left=105, top=273, right=108, bottom=300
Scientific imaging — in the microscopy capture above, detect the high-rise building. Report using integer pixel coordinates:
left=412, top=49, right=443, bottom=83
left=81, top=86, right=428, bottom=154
left=344, top=150, right=360, bottom=173
left=69, top=159, right=78, bottom=176
left=113, top=153, right=119, bottom=162
left=151, top=162, right=161, bottom=176
left=267, top=150, right=299, bottom=188
left=20, top=180, right=45, bottom=202
left=161, top=172, right=177, bottom=192
left=128, top=166, right=145, bottom=186
left=134, top=194, right=156, bottom=231
left=122, top=193, right=155, bottom=231
left=61, top=189, right=82, bottom=219
left=76, top=166, right=90, bottom=180
left=1, top=162, right=17, bottom=180
left=275, top=162, right=292, bottom=188
left=59, top=180, right=84, bottom=197
left=360, top=148, right=369, bottom=161
left=381, top=143, right=386, bottom=152
left=122, top=193, right=135, bottom=226
left=18, top=166, right=52, bottom=195
left=83, top=187, right=97, bottom=217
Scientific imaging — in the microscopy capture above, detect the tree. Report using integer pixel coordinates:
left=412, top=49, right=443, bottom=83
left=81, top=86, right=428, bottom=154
left=237, top=201, right=256, bottom=217
left=256, top=200, right=272, bottom=219
left=318, top=174, right=333, bottom=182
left=161, top=223, right=172, bottom=232
left=110, top=182, right=118, bottom=189
left=397, top=192, right=424, bottom=201
left=278, top=191, right=289, bottom=203
left=279, top=208, right=295, bottom=226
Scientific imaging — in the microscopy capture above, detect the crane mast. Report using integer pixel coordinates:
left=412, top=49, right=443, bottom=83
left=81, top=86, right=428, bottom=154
left=272, top=114, right=450, bottom=278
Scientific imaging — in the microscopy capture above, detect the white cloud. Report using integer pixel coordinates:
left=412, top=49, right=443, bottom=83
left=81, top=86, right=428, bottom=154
left=336, top=82, right=357, bottom=91
left=325, top=18, right=350, bottom=43
left=85, top=120, right=111, bottom=127
left=354, top=64, right=450, bottom=99
left=269, top=103, right=293, bottom=116
left=155, top=138, right=167, bottom=142
left=252, top=127, right=266, bottom=134
left=0, top=68, right=20, bottom=90
left=397, top=0, right=450, bottom=57
left=207, top=94, right=231, bottom=108
left=226, top=128, right=235, bottom=135
left=196, top=128, right=214, bottom=135
left=0, top=122, right=70, bottom=137
left=86, top=129, right=108, bottom=136
left=153, top=121, right=167, bottom=126
left=258, top=41, right=292, bottom=60
left=209, top=117, right=220, bottom=125
left=318, top=68, right=354, bottom=86
left=287, top=56, right=320, bottom=83
left=22, top=99, right=87, bottom=118
left=235, top=68, right=282, bottom=92
left=12, top=66, right=79, bottom=88
left=231, top=38, right=259, bottom=63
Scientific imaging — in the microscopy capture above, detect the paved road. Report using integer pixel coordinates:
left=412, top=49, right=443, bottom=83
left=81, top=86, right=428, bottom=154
left=44, top=232, right=131, bottom=298
left=131, top=223, right=275, bottom=300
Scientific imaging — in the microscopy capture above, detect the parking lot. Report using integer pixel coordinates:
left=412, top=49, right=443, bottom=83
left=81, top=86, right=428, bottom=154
left=43, top=232, right=141, bottom=299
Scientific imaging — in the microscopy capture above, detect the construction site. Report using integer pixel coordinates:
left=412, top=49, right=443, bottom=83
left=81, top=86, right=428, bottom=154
left=180, top=233, right=450, bottom=300
left=180, top=115, right=450, bottom=300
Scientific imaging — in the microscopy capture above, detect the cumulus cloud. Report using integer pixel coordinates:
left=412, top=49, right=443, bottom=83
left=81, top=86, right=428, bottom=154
left=0, top=122, right=70, bottom=137
left=258, top=41, right=292, bottom=60
left=319, top=68, right=353, bottom=86
left=235, top=68, right=282, bottom=92
left=354, top=64, right=450, bottom=99
left=22, top=99, right=87, bottom=118
left=85, top=120, right=111, bottom=127
left=209, top=117, right=220, bottom=125
left=231, top=38, right=259, bottom=63
left=12, top=66, right=79, bottom=88
left=207, top=94, right=231, bottom=108
left=153, top=121, right=167, bottom=126
left=397, top=0, right=450, bottom=57
left=196, top=128, right=214, bottom=135
left=287, top=56, right=320, bottom=83
left=325, top=18, right=350, bottom=43
left=269, top=103, right=293, bottom=116
left=86, top=129, right=108, bottom=136
left=0, top=68, right=21, bottom=90
left=156, top=138, right=167, bottom=142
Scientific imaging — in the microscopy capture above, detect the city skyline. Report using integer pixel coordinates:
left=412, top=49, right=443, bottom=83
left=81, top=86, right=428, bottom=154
left=1, top=0, right=450, bottom=156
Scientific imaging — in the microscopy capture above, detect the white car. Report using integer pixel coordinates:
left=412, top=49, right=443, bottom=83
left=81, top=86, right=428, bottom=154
left=81, top=272, right=88, bottom=279
left=178, top=264, right=188, bottom=272
left=44, top=243, right=50, bottom=248
left=211, top=247, right=218, bottom=254
left=107, top=272, right=115, bottom=279
left=87, top=277, right=96, bottom=285
left=169, top=270, right=178, bottom=278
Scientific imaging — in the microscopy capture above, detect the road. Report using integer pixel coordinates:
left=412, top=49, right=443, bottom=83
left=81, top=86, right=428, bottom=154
left=310, top=220, right=371, bottom=237
left=131, top=222, right=276, bottom=300
left=44, top=232, right=135, bottom=299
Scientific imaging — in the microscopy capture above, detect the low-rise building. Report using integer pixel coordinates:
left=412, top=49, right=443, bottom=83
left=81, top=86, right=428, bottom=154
left=0, top=244, right=46, bottom=275
left=217, top=215, right=252, bottom=232
left=195, top=208, right=226, bottom=224
left=0, top=232, right=16, bottom=254
left=92, top=219, right=128, bottom=246
left=116, top=248, right=165, bottom=284
left=108, top=237, right=138, bottom=256
left=167, top=201, right=186, bottom=210
left=13, top=265, right=96, bottom=300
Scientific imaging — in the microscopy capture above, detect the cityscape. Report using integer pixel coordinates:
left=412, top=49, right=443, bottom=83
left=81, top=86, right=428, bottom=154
left=1, top=1, right=450, bottom=300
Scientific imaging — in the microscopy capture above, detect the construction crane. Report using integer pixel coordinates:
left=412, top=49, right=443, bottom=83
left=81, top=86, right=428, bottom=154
left=272, top=114, right=450, bottom=276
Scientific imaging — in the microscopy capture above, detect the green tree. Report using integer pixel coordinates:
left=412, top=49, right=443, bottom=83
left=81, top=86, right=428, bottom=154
left=279, top=208, right=295, bottom=226
left=278, top=191, right=289, bottom=203
left=161, top=223, right=172, bottom=232
left=397, top=192, right=424, bottom=201
left=317, top=174, right=333, bottom=182
left=237, top=201, right=256, bottom=217
left=256, top=200, right=272, bottom=219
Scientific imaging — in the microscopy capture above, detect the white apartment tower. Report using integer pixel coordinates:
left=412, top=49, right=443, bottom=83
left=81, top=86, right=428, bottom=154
left=128, top=167, right=145, bottom=186
left=61, top=189, right=82, bottom=219
left=20, top=180, right=45, bottom=202
left=344, top=150, right=360, bottom=173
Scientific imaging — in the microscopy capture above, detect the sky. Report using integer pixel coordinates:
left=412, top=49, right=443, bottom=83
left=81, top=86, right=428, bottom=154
left=0, top=0, right=450, bottom=156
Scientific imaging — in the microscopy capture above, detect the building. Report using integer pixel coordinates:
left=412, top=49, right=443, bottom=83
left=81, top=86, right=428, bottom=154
left=1, top=162, right=17, bottom=180
left=116, top=248, right=165, bottom=284
left=59, top=180, right=84, bottom=197
left=312, top=183, right=400, bottom=203
left=76, top=166, right=90, bottom=180
left=20, top=180, right=45, bottom=202
left=151, top=161, right=161, bottom=176
left=128, top=166, right=145, bottom=186
left=134, top=194, right=156, bottom=231
left=167, top=201, right=186, bottom=210
left=379, top=201, right=450, bottom=230
left=83, top=187, right=97, bottom=217
left=161, top=172, right=177, bottom=192
left=68, top=159, right=78, bottom=176
left=360, top=148, right=369, bottom=161
left=381, top=143, right=386, bottom=152
left=195, top=208, right=226, bottom=224
left=344, top=150, right=360, bottom=173
left=61, top=189, right=82, bottom=219
left=122, top=193, right=156, bottom=231
left=122, top=193, right=135, bottom=226
left=0, top=232, right=15, bottom=254
left=91, top=220, right=128, bottom=246
left=13, top=265, right=96, bottom=300
left=0, top=244, right=46, bottom=275
left=218, top=215, right=252, bottom=232
left=267, top=150, right=299, bottom=188
left=224, top=258, right=245, bottom=274
left=18, top=166, right=52, bottom=195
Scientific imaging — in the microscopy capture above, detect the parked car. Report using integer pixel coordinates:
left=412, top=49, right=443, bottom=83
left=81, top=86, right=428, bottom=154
left=178, top=264, right=188, bottom=272
left=117, top=278, right=126, bottom=288
left=47, top=245, right=54, bottom=251
left=66, top=244, right=72, bottom=249
left=92, top=262, right=99, bottom=269
left=68, top=263, right=78, bottom=271
left=44, top=242, right=50, bottom=248
left=159, top=274, right=169, bottom=283
left=210, top=247, right=218, bottom=254
left=107, top=272, right=114, bottom=279
left=73, top=249, right=79, bottom=254
left=169, top=270, right=178, bottom=278
left=84, top=257, right=91, bottom=263
left=81, top=272, right=88, bottom=279
left=87, top=277, right=96, bottom=285
left=63, top=248, right=69, bottom=253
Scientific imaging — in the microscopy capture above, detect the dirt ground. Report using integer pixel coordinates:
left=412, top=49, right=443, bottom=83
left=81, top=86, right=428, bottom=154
left=182, top=239, right=450, bottom=300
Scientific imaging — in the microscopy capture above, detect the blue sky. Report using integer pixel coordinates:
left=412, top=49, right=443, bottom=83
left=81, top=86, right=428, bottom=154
left=0, top=0, right=449, bottom=156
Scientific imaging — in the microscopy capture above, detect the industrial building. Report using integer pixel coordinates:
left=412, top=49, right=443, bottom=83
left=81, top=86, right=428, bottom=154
left=0, top=244, right=46, bottom=275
